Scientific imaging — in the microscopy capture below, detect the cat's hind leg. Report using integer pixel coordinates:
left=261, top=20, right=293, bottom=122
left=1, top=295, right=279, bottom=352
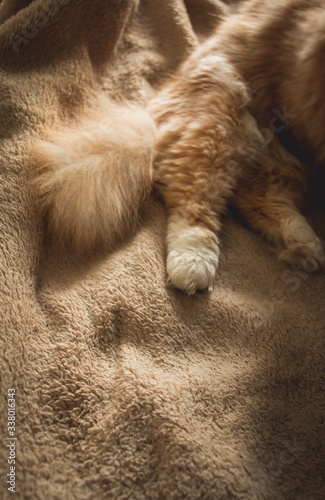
left=153, top=115, right=241, bottom=294
left=277, top=215, right=324, bottom=271
left=149, top=46, right=252, bottom=293
left=165, top=212, right=220, bottom=295
left=235, top=150, right=324, bottom=271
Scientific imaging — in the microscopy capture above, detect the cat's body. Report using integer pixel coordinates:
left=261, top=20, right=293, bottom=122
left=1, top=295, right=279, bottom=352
left=149, top=0, right=325, bottom=293
left=32, top=0, right=325, bottom=293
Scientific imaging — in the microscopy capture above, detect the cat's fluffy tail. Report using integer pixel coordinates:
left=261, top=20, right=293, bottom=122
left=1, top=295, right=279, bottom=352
left=32, top=102, right=155, bottom=252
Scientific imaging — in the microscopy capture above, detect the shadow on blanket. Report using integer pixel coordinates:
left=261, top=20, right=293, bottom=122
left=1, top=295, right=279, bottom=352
left=0, top=0, right=324, bottom=499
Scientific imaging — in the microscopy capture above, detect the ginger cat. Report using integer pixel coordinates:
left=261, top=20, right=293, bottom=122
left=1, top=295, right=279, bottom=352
left=149, top=0, right=325, bottom=293
left=32, top=0, right=325, bottom=294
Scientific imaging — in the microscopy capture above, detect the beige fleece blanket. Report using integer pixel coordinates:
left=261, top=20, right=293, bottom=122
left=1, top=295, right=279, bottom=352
left=0, top=1, right=324, bottom=499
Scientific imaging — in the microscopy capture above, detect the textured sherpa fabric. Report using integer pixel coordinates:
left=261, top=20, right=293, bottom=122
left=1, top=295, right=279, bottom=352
left=0, top=1, right=325, bottom=499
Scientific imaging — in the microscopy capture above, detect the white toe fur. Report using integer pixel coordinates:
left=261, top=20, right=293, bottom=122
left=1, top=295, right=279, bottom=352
left=166, top=215, right=220, bottom=294
left=279, top=215, right=325, bottom=271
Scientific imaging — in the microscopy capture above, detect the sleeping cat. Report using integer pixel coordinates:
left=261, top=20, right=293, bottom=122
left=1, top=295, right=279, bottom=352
left=148, top=0, right=325, bottom=293
left=32, top=0, right=325, bottom=294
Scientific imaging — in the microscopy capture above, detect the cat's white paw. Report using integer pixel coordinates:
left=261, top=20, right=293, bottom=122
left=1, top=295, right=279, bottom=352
left=166, top=215, right=219, bottom=294
left=279, top=216, right=325, bottom=271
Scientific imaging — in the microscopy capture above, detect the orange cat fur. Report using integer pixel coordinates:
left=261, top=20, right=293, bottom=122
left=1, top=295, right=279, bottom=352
left=149, top=0, right=325, bottom=294
left=32, top=100, right=155, bottom=252
left=32, top=0, right=325, bottom=294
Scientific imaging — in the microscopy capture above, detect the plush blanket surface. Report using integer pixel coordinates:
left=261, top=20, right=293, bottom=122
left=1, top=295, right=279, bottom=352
left=0, top=0, right=324, bottom=499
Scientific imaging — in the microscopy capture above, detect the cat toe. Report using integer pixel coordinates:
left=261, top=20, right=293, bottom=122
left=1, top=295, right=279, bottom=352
left=280, top=240, right=324, bottom=271
left=279, top=217, right=324, bottom=271
left=166, top=246, right=219, bottom=294
left=165, top=216, right=220, bottom=294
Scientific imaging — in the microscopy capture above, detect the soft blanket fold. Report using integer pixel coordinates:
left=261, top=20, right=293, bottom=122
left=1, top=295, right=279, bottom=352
left=0, top=0, right=324, bottom=499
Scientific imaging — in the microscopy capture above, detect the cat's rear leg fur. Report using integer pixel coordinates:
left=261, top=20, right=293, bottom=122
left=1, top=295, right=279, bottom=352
left=278, top=215, right=324, bottom=270
left=166, top=213, right=220, bottom=295
left=155, top=144, right=237, bottom=294
left=153, top=108, right=241, bottom=294
left=235, top=153, right=325, bottom=271
left=149, top=47, right=253, bottom=294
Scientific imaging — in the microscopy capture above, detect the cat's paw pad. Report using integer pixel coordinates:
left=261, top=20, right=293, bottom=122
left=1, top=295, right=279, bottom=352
left=280, top=217, right=324, bottom=271
left=166, top=217, right=219, bottom=294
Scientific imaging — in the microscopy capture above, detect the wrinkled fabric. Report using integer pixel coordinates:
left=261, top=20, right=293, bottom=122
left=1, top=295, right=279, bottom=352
left=0, top=1, right=324, bottom=498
